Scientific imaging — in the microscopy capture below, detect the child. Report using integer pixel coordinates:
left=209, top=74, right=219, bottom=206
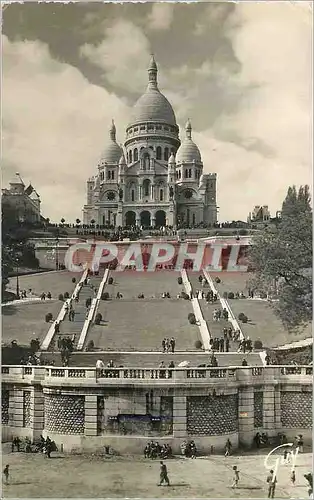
left=3, top=465, right=9, bottom=484
left=232, top=465, right=239, bottom=488
left=291, top=469, right=296, bottom=486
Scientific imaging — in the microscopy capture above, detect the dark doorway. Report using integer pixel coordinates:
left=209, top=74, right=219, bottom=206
left=140, top=211, right=151, bottom=228
left=155, top=210, right=166, bottom=228
left=125, top=211, right=136, bottom=227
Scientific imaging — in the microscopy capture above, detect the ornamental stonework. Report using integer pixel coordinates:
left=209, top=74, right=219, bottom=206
left=44, top=395, right=85, bottom=434
left=2, top=390, right=9, bottom=425
left=187, top=395, right=238, bottom=436
left=254, top=392, right=263, bottom=428
left=23, top=391, right=32, bottom=428
left=280, top=392, right=312, bottom=429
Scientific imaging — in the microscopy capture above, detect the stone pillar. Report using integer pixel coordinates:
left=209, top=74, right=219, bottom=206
left=274, top=386, right=281, bottom=430
left=152, top=217, right=156, bottom=228
left=116, top=202, right=123, bottom=227
left=136, top=216, right=140, bottom=227
left=85, top=395, right=98, bottom=437
left=263, top=385, right=276, bottom=434
left=12, top=388, right=24, bottom=429
left=151, top=184, right=155, bottom=201
left=139, top=184, right=142, bottom=201
left=32, top=388, right=45, bottom=440
left=238, top=386, right=254, bottom=447
left=172, top=395, right=186, bottom=439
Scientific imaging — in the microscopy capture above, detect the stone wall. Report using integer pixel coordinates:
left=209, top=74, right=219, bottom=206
left=160, top=396, right=173, bottom=435
left=280, top=392, right=312, bottom=429
left=2, top=390, right=9, bottom=425
left=44, top=395, right=85, bottom=434
left=23, top=391, right=32, bottom=428
left=187, top=395, right=238, bottom=435
left=254, top=392, right=263, bottom=428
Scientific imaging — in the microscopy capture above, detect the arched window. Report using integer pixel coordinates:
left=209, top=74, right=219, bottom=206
left=129, top=150, right=133, bottom=163
left=143, top=179, right=150, bottom=197
left=134, top=148, right=138, bottom=161
left=156, top=146, right=162, bottom=160
left=192, top=213, right=196, bottom=225
left=107, top=170, right=111, bottom=180
left=131, top=190, right=135, bottom=202
left=188, top=169, right=192, bottom=178
left=164, top=147, right=169, bottom=161
left=160, top=189, right=163, bottom=202
left=185, top=169, right=188, bottom=178
left=111, top=170, right=115, bottom=180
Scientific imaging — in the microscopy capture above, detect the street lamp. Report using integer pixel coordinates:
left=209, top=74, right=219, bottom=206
left=15, top=257, right=20, bottom=299
left=55, top=236, right=59, bottom=270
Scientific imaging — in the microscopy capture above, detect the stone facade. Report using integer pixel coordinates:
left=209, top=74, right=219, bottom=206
left=254, top=391, right=263, bottom=428
left=2, top=390, right=9, bottom=425
left=187, top=395, right=238, bottom=435
left=280, top=391, right=312, bottom=428
left=44, top=395, right=85, bottom=434
left=23, top=391, right=32, bottom=428
left=2, top=173, right=41, bottom=223
left=83, top=57, right=217, bottom=228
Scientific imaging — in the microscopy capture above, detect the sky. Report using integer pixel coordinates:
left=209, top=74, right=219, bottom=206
left=2, top=1, right=312, bottom=223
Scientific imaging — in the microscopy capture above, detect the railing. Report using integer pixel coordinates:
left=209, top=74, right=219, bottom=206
left=2, top=365, right=312, bottom=382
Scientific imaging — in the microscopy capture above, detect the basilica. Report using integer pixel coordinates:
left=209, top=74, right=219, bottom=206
left=83, top=56, right=217, bottom=228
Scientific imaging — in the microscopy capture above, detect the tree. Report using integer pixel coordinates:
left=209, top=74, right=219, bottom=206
left=249, top=185, right=312, bottom=332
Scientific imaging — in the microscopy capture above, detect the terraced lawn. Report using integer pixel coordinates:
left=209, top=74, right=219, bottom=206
left=229, top=299, right=312, bottom=347
left=2, top=301, right=62, bottom=345
left=106, top=271, right=185, bottom=299
left=7, top=270, right=82, bottom=299
left=87, top=299, right=199, bottom=351
left=210, top=272, right=251, bottom=295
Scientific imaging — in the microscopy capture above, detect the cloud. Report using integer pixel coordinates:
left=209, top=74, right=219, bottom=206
left=2, top=35, right=130, bottom=222
left=146, top=3, right=174, bottom=31
left=80, top=20, right=151, bottom=93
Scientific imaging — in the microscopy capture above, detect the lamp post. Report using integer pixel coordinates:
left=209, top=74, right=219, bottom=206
left=15, top=257, right=20, bottom=299
left=55, top=236, right=59, bottom=270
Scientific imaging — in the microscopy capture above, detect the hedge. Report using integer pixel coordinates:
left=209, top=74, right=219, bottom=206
left=108, top=277, right=114, bottom=285
left=101, top=292, right=110, bottom=300
left=228, top=292, right=235, bottom=299
left=188, top=314, right=196, bottom=325
left=45, top=313, right=53, bottom=323
left=195, top=340, right=203, bottom=349
left=254, top=339, right=263, bottom=350
left=178, top=277, right=183, bottom=285
left=58, top=294, right=64, bottom=301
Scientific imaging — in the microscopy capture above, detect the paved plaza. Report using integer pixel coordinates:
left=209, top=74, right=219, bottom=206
left=2, top=446, right=312, bottom=498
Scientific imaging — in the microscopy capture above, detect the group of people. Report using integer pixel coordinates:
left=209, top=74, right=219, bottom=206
left=180, top=440, right=197, bottom=458
left=210, top=336, right=230, bottom=353
left=40, top=292, right=52, bottom=300
left=144, top=441, right=173, bottom=459
left=212, top=308, right=229, bottom=322
left=238, top=337, right=253, bottom=353
left=10, top=435, right=56, bottom=457
left=161, top=338, right=176, bottom=353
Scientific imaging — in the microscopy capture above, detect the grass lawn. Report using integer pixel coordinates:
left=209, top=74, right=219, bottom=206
left=107, top=271, right=185, bottom=299
left=87, top=299, right=199, bottom=351
left=2, top=301, right=63, bottom=345
left=2, top=446, right=312, bottom=498
left=7, top=271, right=81, bottom=299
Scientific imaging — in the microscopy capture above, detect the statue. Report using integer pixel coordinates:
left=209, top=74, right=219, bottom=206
left=119, top=188, right=123, bottom=201
left=169, top=186, right=174, bottom=199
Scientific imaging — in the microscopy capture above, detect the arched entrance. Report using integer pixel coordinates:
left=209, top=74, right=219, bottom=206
left=155, top=210, right=166, bottom=228
left=125, top=211, right=136, bottom=227
left=140, top=211, right=151, bottom=228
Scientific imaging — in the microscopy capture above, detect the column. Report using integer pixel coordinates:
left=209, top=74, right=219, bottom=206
left=172, top=395, right=186, bottom=439
left=12, top=388, right=24, bottom=429
left=152, top=217, right=156, bottom=227
left=263, top=385, right=276, bottom=434
left=238, top=386, right=254, bottom=447
left=84, top=395, right=98, bottom=437
left=151, top=184, right=155, bottom=201
left=32, top=388, right=45, bottom=440
left=139, top=184, right=142, bottom=201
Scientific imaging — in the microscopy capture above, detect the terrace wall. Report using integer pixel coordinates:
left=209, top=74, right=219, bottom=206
left=1, top=365, right=312, bottom=454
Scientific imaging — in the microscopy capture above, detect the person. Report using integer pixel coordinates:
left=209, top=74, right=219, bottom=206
left=296, top=434, right=304, bottom=453
left=158, top=461, right=170, bottom=486
left=304, top=473, right=313, bottom=497
left=232, top=466, right=239, bottom=488
left=267, top=470, right=277, bottom=498
left=291, top=469, right=296, bottom=486
left=225, top=439, right=232, bottom=457
left=3, top=465, right=9, bottom=485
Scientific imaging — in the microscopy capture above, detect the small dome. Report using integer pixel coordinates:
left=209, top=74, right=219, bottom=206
left=168, top=152, right=176, bottom=165
left=100, top=120, right=122, bottom=164
left=130, top=56, right=176, bottom=126
left=176, top=120, right=201, bottom=163
left=119, top=154, right=126, bottom=166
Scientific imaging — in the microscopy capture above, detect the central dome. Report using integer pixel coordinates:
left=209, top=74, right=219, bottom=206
left=130, top=56, right=177, bottom=126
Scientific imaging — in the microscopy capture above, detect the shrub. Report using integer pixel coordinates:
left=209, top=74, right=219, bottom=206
left=223, top=292, right=228, bottom=299
left=45, top=313, right=53, bottom=323
left=181, top=292, right=189, bottom=300
left=95, top=313, right=102, bottom=325
left=101, top=292, right=110, bottom=300
left=178, top=277, right=183, bottom=285
left=72, top=277, right=76, bottom=283
left=108, top=277, right=114, bottom=285
left=260, top=291, right=267, bottom=299
left=241, top=315, right=248, bottom=323
left=188, top=314, right=196, bottom=325
left=86, top=340, right=95, bottom=351
left=64, top=292, right=70, bottom=299
left=215, top=277, right=221, bottom=284
left=239, top=229, right=248, bottom=236
left=238, top=313, right=245, bottom=321
left=195, top=340, right=203, bottom=349
left=228, top=292, right=235, bottom=299
left=188, top=313, right=194, bottom=320
left=58, top=293, right=64, bottom=301
left=254, top=339, right=263, bottom=350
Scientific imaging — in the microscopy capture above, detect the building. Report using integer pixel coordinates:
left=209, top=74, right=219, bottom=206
left=83, top=56, right=217, bottom=228
left=2, top=173, right=41, bottom=223
left=247, top=205, right=271, bottom=224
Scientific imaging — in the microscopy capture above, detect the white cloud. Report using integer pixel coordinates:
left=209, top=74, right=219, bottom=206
left=80, top=20, right=151, bottom=93
left=2, top=35, right=130, bottom=222
left=146, top=3, right=174, bottom=31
